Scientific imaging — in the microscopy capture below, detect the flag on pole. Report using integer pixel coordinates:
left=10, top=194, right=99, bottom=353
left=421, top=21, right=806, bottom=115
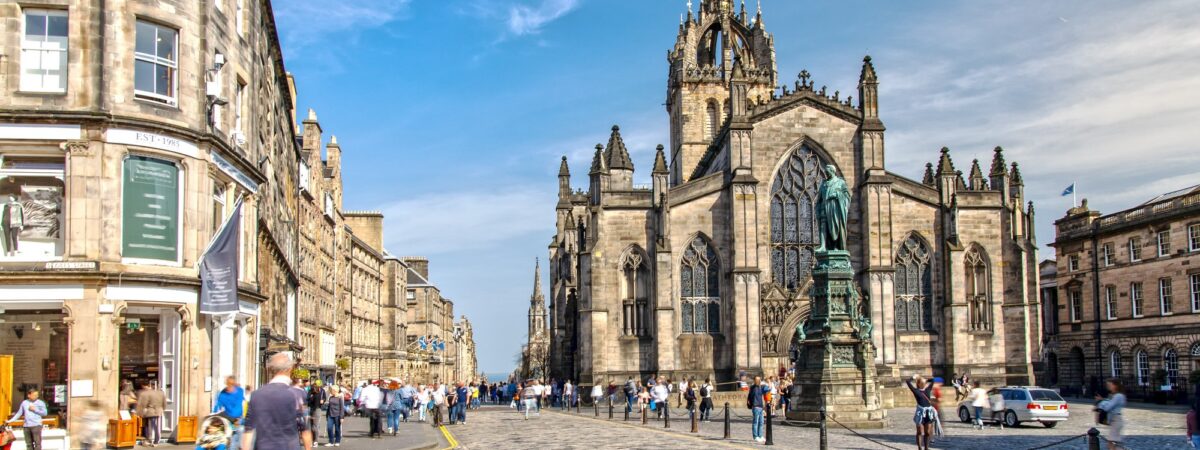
left=199, top=199, right=242, bottom=315
left=1061, top=184, right=1075, bottom=196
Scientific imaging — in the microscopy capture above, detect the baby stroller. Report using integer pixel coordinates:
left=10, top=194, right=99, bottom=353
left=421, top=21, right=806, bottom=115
left=196, top=415, right=234, bottom=450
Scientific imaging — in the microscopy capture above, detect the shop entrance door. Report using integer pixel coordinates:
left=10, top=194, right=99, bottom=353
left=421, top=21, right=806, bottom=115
left=159, top=309, right=180, bottom=433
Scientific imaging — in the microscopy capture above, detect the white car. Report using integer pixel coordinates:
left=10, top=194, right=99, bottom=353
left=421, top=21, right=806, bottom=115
left=956, top=386, right=1069, bottom=428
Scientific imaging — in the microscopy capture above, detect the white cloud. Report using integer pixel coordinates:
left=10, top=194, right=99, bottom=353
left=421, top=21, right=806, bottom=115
left=507, top=0, right=580, bottom=36
left=273, top=0, right=412, bottom=57
left=378, top=187, right=556, bottom=256
left=858, top=0, right=1200, bottom=254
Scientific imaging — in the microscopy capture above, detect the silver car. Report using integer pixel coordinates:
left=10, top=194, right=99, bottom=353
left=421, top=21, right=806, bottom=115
left=956, top=386, right=1069, bottom=428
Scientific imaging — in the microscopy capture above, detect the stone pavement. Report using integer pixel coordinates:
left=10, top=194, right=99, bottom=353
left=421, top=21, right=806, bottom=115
left=444, top=400, right=1189, bottom=450
left=152, top=412, right=445, bottom=450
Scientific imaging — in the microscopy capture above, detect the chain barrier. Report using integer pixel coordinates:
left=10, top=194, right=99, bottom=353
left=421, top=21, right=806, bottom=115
left=1022, top=433, right=1087, bottom=450
left=825, top=414, right=904, bottom=450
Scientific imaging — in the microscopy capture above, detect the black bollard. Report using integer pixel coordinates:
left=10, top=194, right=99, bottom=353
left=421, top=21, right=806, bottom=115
left=723, top=402, right=731, bottom=439
left=575, top=397, right=580, bottom=414
left=608, top=398, right=614, bottom=419
left=624, top=404, right=630, bottom=421
left=765, top=404, right=774, bottom=445
left=594, top=398, right=599, bottom=417
left=664, top=403, right=671, bottom=429
left=642, top=404, right=647, bottom=425
left=1087, top=428, right=1100, bottom=450
left=691, top=404, right=698, bottom=433
left=818, top=406, right=828, bottom=450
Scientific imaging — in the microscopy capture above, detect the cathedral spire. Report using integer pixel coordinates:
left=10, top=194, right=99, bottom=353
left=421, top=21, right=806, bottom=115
left=989, top=146, right=1007, bottom=177
left=935, top=147, right=956, bottom=177
left=652, top=144, right=669, bottom=174
left=531, top=258, right=544, bottom=302
left=589, top=144, right=607, bottom=174
left=922, top=162, right=935, bottom=186
left=968, top=159, right=987, bottom=190
left=606, top=125, right=634, bottom=171
left=559, top=155, right=570, bottom=177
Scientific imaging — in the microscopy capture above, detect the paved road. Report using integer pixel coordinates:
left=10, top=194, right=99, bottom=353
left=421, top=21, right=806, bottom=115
left=442, top=400, right=1188, bottom=450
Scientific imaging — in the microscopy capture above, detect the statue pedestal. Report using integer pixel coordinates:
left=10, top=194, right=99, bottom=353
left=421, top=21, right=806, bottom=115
left=786, top=250, right=885, bottom=428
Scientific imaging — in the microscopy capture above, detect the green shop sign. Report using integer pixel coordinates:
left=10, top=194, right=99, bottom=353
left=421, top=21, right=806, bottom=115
left=122, top=156, right=180, bottom=261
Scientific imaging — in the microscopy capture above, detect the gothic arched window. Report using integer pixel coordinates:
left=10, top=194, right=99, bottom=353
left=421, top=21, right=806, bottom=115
left=770, top=145, right=827, bottom=291
left=1135, top=349, right=1149, bottom=385
left=965, top=246, right=990, bottom=331
left=1165, top=348, right=1180, bottom=387
left=895, top=234, right=934, bottom=332
left=620, top=248, right=650, bottom=337
left=681, top=237, right=720, bottom=334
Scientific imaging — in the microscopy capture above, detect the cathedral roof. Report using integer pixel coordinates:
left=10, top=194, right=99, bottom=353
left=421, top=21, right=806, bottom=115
left=605, top=125, right=634, bottom=171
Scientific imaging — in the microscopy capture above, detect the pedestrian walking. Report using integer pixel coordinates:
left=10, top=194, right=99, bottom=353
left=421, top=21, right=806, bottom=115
left=6, top=388, right=47, bottom=450
left=684, top=381, right=697, bottom=420
left=214, top=376, right=247, bottom=450
left=306, top=380, right=325, bottom=442
left=323, top=386, right=343, bottom=447
left=431, top=383, right=447, bottom=427
left=136, top=381, right=166, bottom=447
left=416, top=385, right=429, bottom=422
left=78, top=400, right=106, bottom=450
left=590, top=383, right=603, bottom=407
left=651, top=377, right=671, bottom=419
left=241, top=353, right=312, bottom=450
left=562, top=380, right=574, bottom=411
left=699, top=378, right=714, bottom=421
left=747, top=376, right=766, bottom=444
left=905, top=375, right=940, bottom=450
left=398, top=382, right=415, bottom=423
left=385, top=382, right=403, bottom=435
left=360, top=380, right=383, bottom=438
left=1186, top=394, right=1200, bottom=448
left=989, top=388, right=1006, bottom=429
left=1095, top=378, right=1126, bottom=450
left=521, top=382, right=539, bottom=420
left=967, top=380, right=989, bottom=429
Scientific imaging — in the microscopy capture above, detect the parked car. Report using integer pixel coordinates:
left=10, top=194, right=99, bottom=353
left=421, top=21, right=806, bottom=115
left=956, top=386, right=1069, bottom=428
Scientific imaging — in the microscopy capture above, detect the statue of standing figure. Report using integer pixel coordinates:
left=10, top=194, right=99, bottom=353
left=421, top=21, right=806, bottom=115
left=816, top=164, right=850, bottom=252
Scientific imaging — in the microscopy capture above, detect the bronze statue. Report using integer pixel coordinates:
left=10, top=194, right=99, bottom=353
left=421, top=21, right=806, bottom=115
left=816, top=164, right=850, bottom=252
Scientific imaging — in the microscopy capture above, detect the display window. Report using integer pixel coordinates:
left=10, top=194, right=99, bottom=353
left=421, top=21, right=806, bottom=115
left=0, top=308, right=70, bottom=427
left=0, top=154, right=66, bottom=261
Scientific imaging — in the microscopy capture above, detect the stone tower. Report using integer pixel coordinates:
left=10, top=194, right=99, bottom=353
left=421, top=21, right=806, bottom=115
left=666, top=0, right=777, bottom=185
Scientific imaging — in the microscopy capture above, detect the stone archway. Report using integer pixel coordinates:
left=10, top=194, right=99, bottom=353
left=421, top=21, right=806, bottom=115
left=776, top=303, right=812, bottom=355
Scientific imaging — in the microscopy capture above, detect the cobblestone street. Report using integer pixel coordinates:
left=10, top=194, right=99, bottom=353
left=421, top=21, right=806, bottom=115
left=442, top=401, right=1188, bottom=450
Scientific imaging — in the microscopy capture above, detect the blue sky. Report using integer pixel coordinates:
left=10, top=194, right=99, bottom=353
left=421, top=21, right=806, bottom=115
left=273, top=0, right=1200, bottom=374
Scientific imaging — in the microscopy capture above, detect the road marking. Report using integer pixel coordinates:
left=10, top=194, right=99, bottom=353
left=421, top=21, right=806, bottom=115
left=438, top=425, right=459, bottom=449
left=546, top=410, right=754, bottom=449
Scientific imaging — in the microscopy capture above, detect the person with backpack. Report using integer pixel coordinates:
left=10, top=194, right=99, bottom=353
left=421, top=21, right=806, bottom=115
left=699, top=379, right=714, bottom=421
left=747, top=376, right=766, bottom=444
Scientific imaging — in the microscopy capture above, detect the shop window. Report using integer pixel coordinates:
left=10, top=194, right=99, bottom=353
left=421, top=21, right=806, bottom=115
left=0, top=154, right=65, bottom=261
left=0, top=309, right=69, bottom=422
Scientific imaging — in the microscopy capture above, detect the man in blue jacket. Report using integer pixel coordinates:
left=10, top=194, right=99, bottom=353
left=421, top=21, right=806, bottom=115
left=746, top=376, right=765, bottom=444
left=214, top=376, right=246, bottom=450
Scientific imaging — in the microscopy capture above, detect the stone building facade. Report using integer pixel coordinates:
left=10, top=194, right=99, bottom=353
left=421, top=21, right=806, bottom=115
left=548, top=0, right=1041, bottom=395
left=403, top=257, right=466, bottom=383
left=1044, top=185, right=1200, bottom=397
left=0, top=0, right=293, bottom=439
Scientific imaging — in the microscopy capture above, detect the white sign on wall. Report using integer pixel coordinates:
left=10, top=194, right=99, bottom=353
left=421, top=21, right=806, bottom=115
left=107, top=129, right=200, bottom=159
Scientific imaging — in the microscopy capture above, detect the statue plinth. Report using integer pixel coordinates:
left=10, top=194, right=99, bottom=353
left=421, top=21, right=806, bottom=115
left=787, top=249, right=885, bottom=428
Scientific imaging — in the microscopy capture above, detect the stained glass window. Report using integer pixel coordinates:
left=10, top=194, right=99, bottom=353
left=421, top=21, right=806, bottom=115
left=681, top=237, right=720, bottom=334
left=621, top=249, right=649, bottom=337
left=770, top=145, right=827, bottom=291
left=895, top=234, right=934, bottom=332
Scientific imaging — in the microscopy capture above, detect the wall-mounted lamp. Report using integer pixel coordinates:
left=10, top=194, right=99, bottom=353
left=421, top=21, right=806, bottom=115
left=12, top=325, right=24, bottom=340
left=213, top=52, right=226, bottom=71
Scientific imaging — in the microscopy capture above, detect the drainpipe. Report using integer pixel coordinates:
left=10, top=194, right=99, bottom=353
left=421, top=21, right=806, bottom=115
left=1090, top=228, right=1103, bottom=388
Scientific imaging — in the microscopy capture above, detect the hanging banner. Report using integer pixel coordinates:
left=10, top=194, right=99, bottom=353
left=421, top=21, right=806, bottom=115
left=200, top=201, right=242, bottom=315
left=122, top=156, right=180, bottom=262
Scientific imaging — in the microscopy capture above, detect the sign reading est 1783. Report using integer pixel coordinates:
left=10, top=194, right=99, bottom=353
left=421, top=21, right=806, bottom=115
left=122, top=156, right=180, bottom=262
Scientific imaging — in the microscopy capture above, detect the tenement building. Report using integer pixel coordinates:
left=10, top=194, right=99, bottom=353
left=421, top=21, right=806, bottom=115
left=404, top=257, right=464, bottom=383
left=547, top=0, right=1041, bottom=397
left=0, top=0, right=293, bottom=440
left=1045, top=185, right=1200, bottom=398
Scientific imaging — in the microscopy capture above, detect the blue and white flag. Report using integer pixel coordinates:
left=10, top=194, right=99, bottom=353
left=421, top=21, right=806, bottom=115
left=418, top=335, right=428, bottom=350
left=1061, top=183, right=1075, bottom=196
